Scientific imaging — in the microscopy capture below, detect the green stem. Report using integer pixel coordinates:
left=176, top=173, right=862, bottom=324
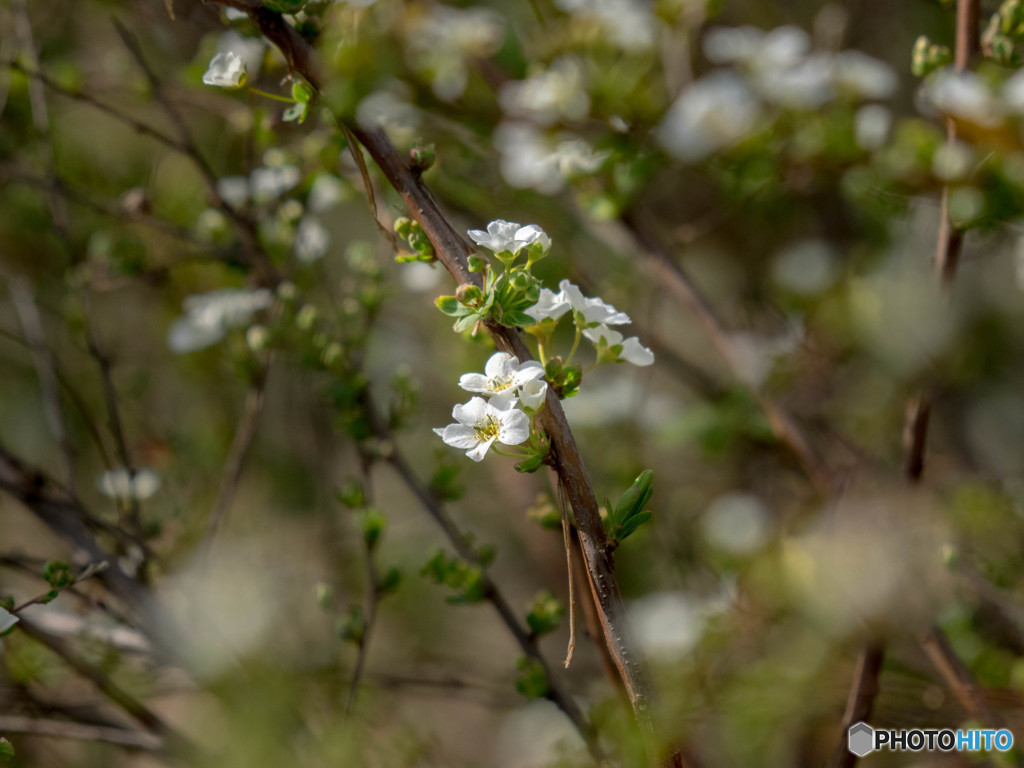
left=247, top=87, right=296, bottom=104
left=565, top=325, right=582, bottom=367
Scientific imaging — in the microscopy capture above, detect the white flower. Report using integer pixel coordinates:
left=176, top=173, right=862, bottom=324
left=97, top=467, right=162, bottom=501
left=924, top=70, right=1001, bottom=127
left=555, top=0, right=654, bottom=50
left=583, top=324, right=655, bottom=366
left=459, top=352, right=544, bottom=406
left=168, top=288, right=274, bottom=353
left=704, top=25, right=809, bottom=70
left=356, top=88, right=421, bottom=144
left=526, top=280, right=630, bottom=325
left=307, top=174, right=348, bottom=212
left=833, top=51, right=897, bottom=100
left=250, top=165, right=301, bottom=204
left=519, top=378, right=548, bottom=411
left=202, top=52, right=247, bottom=88
left=657, top=71, right=761, bottom=162
left=436, top=397, right=530, bottom=461
left=499, top=57, right=589, bottom=125
left=0, top=606, right=18, bottom=635
left=406, top=5, right=505, bottom=100
left=295, top=217, right=330, bottom=262
left=467, top=220, right=551, bottom=257
left=527, top=287, right=571, bottom=322
left=216, top=175, right=249, bottom=208
left=854, top=104, right=892, bottom=150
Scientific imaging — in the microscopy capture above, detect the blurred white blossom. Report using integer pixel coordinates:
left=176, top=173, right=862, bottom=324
left=703, top=492, right=771, bottom=554
left=295, top=217, right=330, bottom=262
left=168, top=288, right=274, bottom=353
left=216, top=175, right=249, bottom=208
left=772, top=240, right=840, bottom=295
left=250, top=165, right=301, bottom=203
left=307, top=174, right=348, bottom=213
left=555, top=0, right=655, bottom=50
left=657, top=71, right=761, bottom=162
left=97, top=467, right=162, bottom=501
left=495, top=124, right=606, bottom=194
left=924, top=70, right=1001, bottom=127
left=202, top=51, right=247, bottom=88
left=854, top=104, right=892, bottom=150
left=406, top=5, right=505, bottom=100
left=500, top=58, right=589, bottom=125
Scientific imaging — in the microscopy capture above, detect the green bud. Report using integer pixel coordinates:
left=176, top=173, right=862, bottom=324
left=357, top=507, right=387, bottom=551
left=377, top=567, right=402, bottom=595
left=409, top=141, right=436, bottom=172
left=394, top=217, right=413, bottom=238
left=455, top=284, right=483, bottom=306
left=43, top=560, right=72, bottom=588
left=515, top=657, right=549, bottom=699
left=468, top=255, right=488, bottom=273
left=526, top=590, right=564, bottom=636
left=291, top=80, right=314, bottom=104
left=0, top=738, right=14, bottom=765
left=337, top=479, right=365, bottom=508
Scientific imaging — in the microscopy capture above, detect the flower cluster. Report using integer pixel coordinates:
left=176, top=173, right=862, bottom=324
left=658, top=24, right=897, bottom=162
left=435, top=352, right=544, bottom=462
left=167, top=288, right=274, bottom=353
left=432, top=220, right=654, bottom=462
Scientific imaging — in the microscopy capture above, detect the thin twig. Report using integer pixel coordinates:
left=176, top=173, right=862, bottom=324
left=0, top=716, right=163, bottom=751
left=344, top=452, right=380, bottom=714
left=15, top=617, right=197, bottom=759
left=8, top=275, right=75, bottom=488
left=205, top=369, right=268, bottom=540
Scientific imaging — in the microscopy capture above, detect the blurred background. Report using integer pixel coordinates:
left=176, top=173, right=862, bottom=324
left=3, top=0, right=1024, bottom=766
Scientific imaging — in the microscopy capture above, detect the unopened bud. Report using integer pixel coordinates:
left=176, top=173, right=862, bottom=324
left=455, top=283, right=483, bottom=306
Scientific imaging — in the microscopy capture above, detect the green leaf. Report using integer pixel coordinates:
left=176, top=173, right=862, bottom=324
left=0, top=738, right=13, bottom=764
left=435, top=295, right=461, bottom=315
left=336, top=479, right=365, bottom=508
left=356, top=507, right=387, bottom=551
left=515, top=657, right=549, bottom=699
left=526, top=590, right=563, bottom=636
left=43, top=560, right=72, bottom=588
left=515, top=454, right=545, bottom=473
left=291, top=80, right=314, bottom=104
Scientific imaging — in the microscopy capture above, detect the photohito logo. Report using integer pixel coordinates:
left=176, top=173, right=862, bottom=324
left=848, top=722, right=1014, bottom=757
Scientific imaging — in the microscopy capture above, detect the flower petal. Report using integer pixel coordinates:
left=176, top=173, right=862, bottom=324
left=621, top=337, right=655, bottom=366
left=519, top=379, right=548, bottom=410
left=442, top=424, right=480, bottom=450
left=453, top=396, right=489, bottom=425
left=466, top=436, right=497, bottom=461
left=484, top=351, right=516, bottom=378
left=498, top=408, right=530, bottom=445
left=458, top=373, right=491, bottom=393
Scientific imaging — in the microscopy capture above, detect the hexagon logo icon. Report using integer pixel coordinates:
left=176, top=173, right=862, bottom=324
left=848, top=722, right=874, bottom=757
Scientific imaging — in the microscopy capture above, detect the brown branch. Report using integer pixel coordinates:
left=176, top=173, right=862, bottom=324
left=378, top=417, right=607, bottom=764
left=206, top=0, right=660, bottom=728
left=828, top=643, right=883, bottom=768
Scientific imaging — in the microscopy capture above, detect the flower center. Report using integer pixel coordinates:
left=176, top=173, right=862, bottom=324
left=489, top=374, right=515, bottom=392
left=474, top=414, right=502, bottom=441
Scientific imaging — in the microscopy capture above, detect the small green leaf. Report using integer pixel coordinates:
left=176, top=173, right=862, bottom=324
left=291, top=80, right=314, bottom=104
left=0, top=737, right=14, bottom=764
left=515, top=657, right=548, bottom=699
left=356, top=507, right=387, bottom=551
left=526, top=590, right=563, bottom=636
left=336, top=479, right=365, bottom=509
left=515, top=454, right=545, bottom=473
left=435, top=295, right=460, bottom=315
